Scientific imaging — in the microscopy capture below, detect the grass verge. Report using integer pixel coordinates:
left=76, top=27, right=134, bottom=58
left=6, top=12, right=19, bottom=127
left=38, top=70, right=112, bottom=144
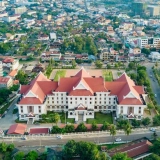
left=54, top=70, right=66, bottom=81
left=103, top=70, right=113, bottom=81
left=87, top=112, right=113, bottom=124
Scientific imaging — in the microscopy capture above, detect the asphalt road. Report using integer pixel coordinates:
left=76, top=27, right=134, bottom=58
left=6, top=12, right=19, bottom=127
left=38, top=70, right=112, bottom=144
left=1, top=130, right=160, bottom=148
left=0, top=97, right=18, bottom=129
left=144, top=62, right=160, bottom=104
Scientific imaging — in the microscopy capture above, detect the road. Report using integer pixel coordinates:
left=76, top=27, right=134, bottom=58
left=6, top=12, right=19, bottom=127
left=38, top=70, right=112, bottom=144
left=1, top=130, right=160, bottom=148
left=0, top=97, right=18, bottom=130
left=144, top=62, right=160, bottom=104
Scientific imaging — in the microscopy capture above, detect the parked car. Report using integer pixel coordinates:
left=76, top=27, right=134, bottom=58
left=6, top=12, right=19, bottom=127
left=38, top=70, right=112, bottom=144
left=150, top=128, right=156, bottom=132
left=21, top=136, right=27, bottom=140
left=115, top=137, right=121, bottom=142
left=155, top=94, right=157, bottom=98
left=56, top=135, right=62, bottom=139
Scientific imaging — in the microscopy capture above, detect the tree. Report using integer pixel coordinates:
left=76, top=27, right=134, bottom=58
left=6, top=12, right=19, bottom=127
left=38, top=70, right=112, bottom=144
left=141, top=117, right=151, bottom=126
left=95, top=60, right=103, bottom=68
left=91, top=121, right=97, bottom=131
left=101, top=121, right=109, bottom=131
left=131, top=119, right=141, bottom=128
left=15, top=70, right=28, bottom=85
left=109, top=124, right=116, bottom=143
left=65, top=124, right=75, bottom=133
left=51, top=126, right=64, bottom=134
left=53, top=113, right=60, bottom=125
left=99, top=152, right=108, bottom=160
left=72, top=60, right=77, bottom=69
left=76, top=123, right=87, bottom=132
left=128, top=62, right=135, bottom=69
left=117, top=119, right=128, bottom=129
left=147, top=103, right=154, bottom=110
left=26, top=151, right=38, bottom=160
left=144, top=154, right=160, bottom=160
left=0, top=142, right=8, bottom=152
left=7, top=143, right=14, bottom=151
left=77, top=141, right=99, bottom=160
left=112, top=152, right=132, bottom=160
left=150, top=138, right=160, bottom=156
left=141, top=48, right=150, bottom=55
left=123, top=123, right=132, bottom=142
left=153, top=115, right=160, bottom=126
left=14, top=151, right=25, bottom=160
left=63, top=140, right=78, bottom=159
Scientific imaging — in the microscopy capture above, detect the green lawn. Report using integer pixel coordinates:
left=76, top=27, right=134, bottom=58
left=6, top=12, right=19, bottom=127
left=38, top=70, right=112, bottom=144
left=87, top=112, right=113, bottom=124
left=98, top=143, right=122, bottom=151
left=117, top=72, right=123, bottom=76
left=103, top=70, right=113, bottom=81
left=54, top=70, right=66, bottom=81
left=59, top=112, right=75, bottom=124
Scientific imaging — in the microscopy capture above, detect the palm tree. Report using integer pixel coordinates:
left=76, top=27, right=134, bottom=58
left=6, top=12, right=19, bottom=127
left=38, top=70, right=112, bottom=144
left=109, top=124, right=117, bottom=143
left=123, top=122, right=132, bottom=143
left=53, top=113, right=60, bottom=126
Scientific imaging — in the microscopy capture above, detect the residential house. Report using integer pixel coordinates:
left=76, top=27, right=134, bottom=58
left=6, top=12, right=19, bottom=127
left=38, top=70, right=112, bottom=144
left=0, top=77, right=13, bottom=88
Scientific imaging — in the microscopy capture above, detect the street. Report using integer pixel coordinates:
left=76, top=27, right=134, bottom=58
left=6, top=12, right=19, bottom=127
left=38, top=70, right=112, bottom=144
left=0, top=97, right=18, bottom=130
left=1, top=130, right=160, bottom=147
left=144, top=62, right=160, bottom=104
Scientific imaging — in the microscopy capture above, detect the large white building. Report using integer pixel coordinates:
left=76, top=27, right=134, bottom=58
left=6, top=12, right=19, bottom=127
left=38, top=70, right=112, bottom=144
left=17, top=68, right=147, bottom=123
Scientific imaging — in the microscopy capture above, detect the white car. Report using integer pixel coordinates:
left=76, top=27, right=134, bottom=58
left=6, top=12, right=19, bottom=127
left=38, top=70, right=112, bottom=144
left=56, top=135, right=62, bottom=139
left=150, top=128, right=156, bottom=132
left=155, top=94, right=157, bottom=98
left=115, top=137, right=121, bottom=142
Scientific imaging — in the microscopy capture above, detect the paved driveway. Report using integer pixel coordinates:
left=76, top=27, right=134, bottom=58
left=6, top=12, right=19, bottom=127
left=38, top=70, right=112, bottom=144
left=0, top=97, right=18, bottom=130
left=144, top=62, right=160, bottom=105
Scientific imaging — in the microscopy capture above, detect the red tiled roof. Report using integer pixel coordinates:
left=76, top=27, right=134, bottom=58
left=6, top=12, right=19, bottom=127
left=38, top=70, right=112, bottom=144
left=29, top=128, right=49, bottom=134
left=19, top=73, right=58, bottom=104
left=74, top=67, right=91, bottom=78
left=106, top=73, right=144, bottom=105
left=0, top=77, right=10, bottom=84
left=3, top=58, right=14, bottom=63
left=7, top=124, right=27, bottom=135
left=109, top=140, right=152, bottom=158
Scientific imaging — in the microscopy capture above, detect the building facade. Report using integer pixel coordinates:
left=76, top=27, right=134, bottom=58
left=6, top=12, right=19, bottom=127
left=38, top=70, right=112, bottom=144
left=17, top=68, right=147, bottom=123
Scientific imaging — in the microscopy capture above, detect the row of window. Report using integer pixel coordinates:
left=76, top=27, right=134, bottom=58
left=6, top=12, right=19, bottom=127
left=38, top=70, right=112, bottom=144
left=49, top=97, right=116, bottom=100
left=48, top=101, right=116, bottom=104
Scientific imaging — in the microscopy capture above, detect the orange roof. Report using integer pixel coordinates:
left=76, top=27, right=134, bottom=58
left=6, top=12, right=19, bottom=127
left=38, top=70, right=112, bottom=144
left=7, top=124, right=27, bottom=135
left=9, top=70, right=17, bottom=77
left=13, top=80, right=19, bottom=85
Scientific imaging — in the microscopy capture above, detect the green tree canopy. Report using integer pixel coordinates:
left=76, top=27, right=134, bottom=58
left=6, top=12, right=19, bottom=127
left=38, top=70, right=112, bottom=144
left=76, top=123, right=87, bottom=132
left=112, top=152, right=132, bottom=160
left=65, top=124, right=75, bottom=133
left=14, top=151, right=25, bottom=160
left=26, top=151, right=38, bottom=160
left=95, top=60, right=103, bottom=68
left=63, top=140, right=78, bottom=159
left=141, top=117, right=151, bottom=126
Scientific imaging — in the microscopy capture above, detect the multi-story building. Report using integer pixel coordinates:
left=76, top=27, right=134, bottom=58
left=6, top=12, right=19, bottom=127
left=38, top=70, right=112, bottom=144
left=14, top=6, right=27, bottom=14
left=148, top=6, right=160, bottom=17
left=0, top=61, right=3, bottom=77
left=2, top=58, right=19, bottom=71
left=0, top=77, right=13, bottom=88
left=17, top=68, right=147, bottom=123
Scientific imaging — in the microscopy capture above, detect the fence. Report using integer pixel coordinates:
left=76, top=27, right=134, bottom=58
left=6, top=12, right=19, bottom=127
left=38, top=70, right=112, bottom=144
left=1, top=126, right=160, bottom=140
